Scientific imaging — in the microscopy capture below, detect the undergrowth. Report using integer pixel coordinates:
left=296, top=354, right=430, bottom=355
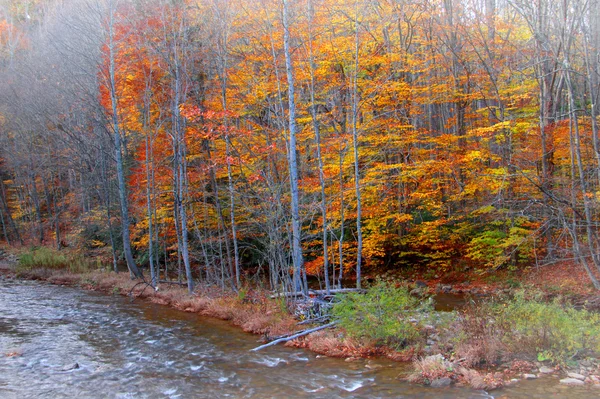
left=332, top=280, right=433, bottom=348
left=455, top=291, right=600, bottom=366
left=17, top=247, right=102, bottom=274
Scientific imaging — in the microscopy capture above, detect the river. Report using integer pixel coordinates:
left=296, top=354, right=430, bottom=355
left=0, top=278, right=596, bottom=398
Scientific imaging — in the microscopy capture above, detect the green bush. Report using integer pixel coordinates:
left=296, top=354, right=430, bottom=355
left=457, top=291, right=600, bottom=365
left=501, top=292, right=600, bottom=363
left=18, top=247, right=102, bottom=274
left=331, top=280, right=432, bottom=348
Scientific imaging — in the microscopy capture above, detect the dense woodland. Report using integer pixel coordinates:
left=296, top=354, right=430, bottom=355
left=1, top=0, right=600, bottom=293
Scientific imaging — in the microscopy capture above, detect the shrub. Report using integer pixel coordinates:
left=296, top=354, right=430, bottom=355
left=456, top=291, right=600, bottom=366
left=454, top=299, right=509, bottom=367
left=331, top=280, right=432, bottom=348
left=501, top=292, right=600, bottom=363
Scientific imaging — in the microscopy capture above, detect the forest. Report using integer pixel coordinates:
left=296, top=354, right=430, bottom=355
left=2, top=0, right=600, bottom=295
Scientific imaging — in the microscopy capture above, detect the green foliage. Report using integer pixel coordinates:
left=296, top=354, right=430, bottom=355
left=466, top=229, right=506, bottom=265
left=465, top=217, right=538, bottom=270
left=331, top=280, right=432, bottom=348
left=500, top=292, right=600, bottom=363
left=457, top=291, right=600, bottom=365
left=237, top=286, right=248, bottom=302
left=17, top=247, right=102, bottom=274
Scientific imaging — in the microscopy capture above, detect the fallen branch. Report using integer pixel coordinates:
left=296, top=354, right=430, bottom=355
left=297, top=315, right=330, bottom=325
left=250, top=322, right=337, bottom=352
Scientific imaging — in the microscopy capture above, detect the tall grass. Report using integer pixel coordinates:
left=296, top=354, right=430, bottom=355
left=17, top=247, right=103, bottom=274
left=455, top=291, right=600, bottom=366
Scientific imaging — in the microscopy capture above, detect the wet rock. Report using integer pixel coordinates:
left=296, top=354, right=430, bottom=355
left=560, top=378, right=585, bottom=386
left=590, top=375, right=600, bottom=383
left=430, top=377, right=452, bottom=388
left=567, top=372, right=586, bottom=381
left=522, top=374, right=537, bottom=380
left=61, top=363, right=79, bottom=371
left=539, top=366, right=554, bottom=374
left=365, top=362, right=382, bottom=370
left=415, top=280, right=428, bottom=288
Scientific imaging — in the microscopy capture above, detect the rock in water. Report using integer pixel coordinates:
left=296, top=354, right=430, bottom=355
left=560, top=378, right=585, bottom=386
left=567, top=372, right=586, bottom=381
left=430, top=377, right=452, bottom=388
left=61, top=363, right=79, bottom=371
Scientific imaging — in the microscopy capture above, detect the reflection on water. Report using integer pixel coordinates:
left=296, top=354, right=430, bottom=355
left=0, top=278, right=595, bottom=398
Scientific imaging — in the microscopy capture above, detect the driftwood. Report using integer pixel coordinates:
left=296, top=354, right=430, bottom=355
left=270, top=288, right=365, bottom=299
left=297, top=315, right=329, bottom=325
left=250, top=322, right=337, bottom=352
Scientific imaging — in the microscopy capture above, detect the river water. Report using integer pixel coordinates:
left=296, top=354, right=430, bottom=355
left=0, top=279, right=597, bottom=398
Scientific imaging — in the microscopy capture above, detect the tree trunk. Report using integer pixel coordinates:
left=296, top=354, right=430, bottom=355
left=282, top=0, right=306, bottom=294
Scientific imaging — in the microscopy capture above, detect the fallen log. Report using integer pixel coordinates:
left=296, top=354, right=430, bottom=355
left=297, top=315, right=329, bottom=325
left=270, top=288, right=365, bottom=299
left=250, top=322, right=337, bottom=352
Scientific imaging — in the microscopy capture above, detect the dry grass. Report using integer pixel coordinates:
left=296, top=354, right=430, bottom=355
left=293, top=330, right=348, bottom=357
left=454, top=337, right=507, bottom=368
left=456, top=366, right=487, bottom=390
left=407, top=355, right=452, bottom=383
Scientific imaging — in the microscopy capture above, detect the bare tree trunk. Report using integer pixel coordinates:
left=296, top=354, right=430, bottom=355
left=107, top=1, right=142, bottom=279
left=307, top=0, right=330, bottom=294
left=351, top=0, right=363, bottom=289
left=282, top=0, right=306, bottom=294
left=213, top=0, right=241, bottom=290
left=565, top=59, right=600, bottom=281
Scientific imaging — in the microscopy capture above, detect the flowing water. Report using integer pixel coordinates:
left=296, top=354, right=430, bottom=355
left=0, top=278, right=597, bottom=399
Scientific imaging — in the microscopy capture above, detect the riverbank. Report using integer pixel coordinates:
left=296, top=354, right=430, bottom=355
left=2, top=257, right=600, bottom=393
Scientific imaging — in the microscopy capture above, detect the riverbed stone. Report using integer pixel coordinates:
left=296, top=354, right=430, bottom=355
left=539, top=366, right=554, bottom=374
left=560, top=378, right=585, bottom=386
left=522, top=374, right=537, bottom=380
left=567, top=372, right=586, bottom=380
left=61, top=362, right=79, bottom=371
left=430, top=377, right=452, bottom=388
